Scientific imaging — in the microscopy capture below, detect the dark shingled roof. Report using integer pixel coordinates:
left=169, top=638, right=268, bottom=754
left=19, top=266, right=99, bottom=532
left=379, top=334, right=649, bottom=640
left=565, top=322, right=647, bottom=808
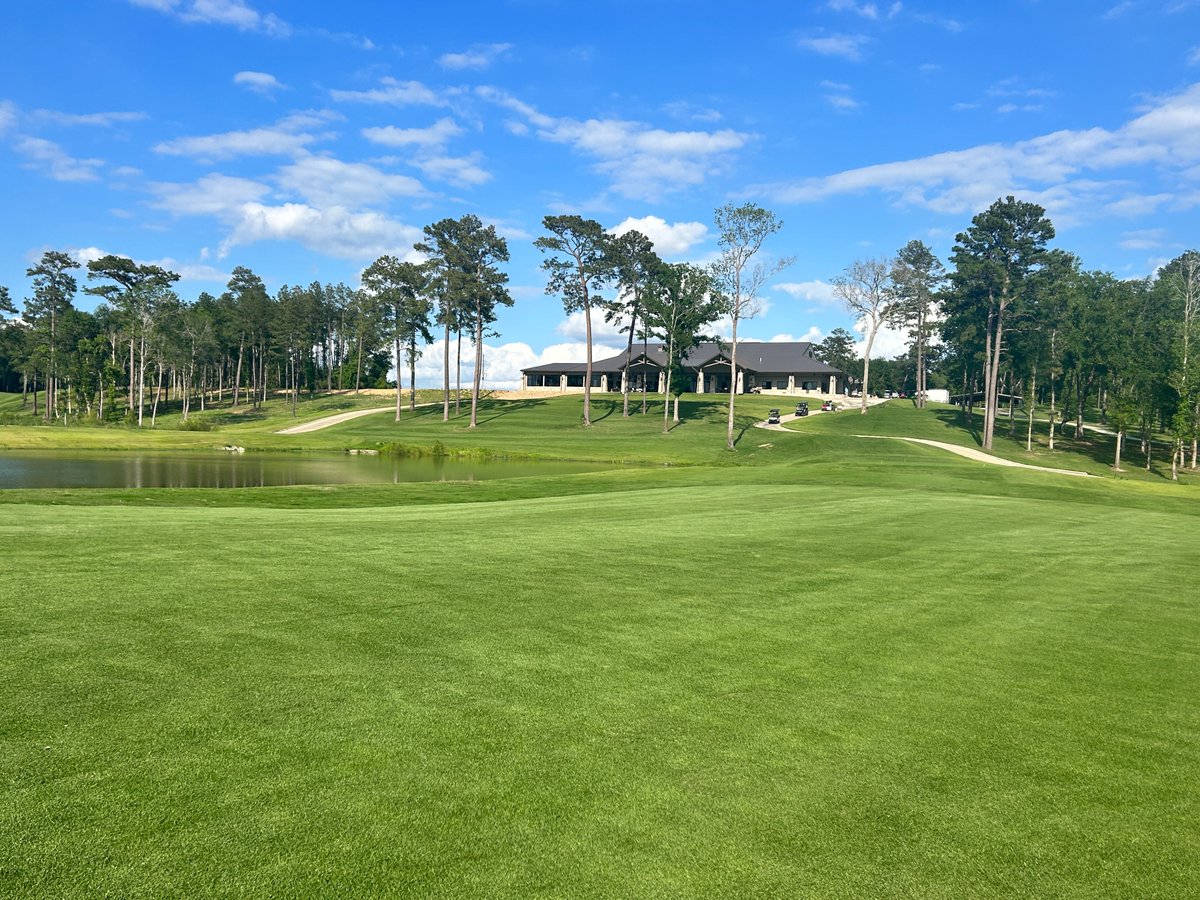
left=523, top=341, right=842, bottom=375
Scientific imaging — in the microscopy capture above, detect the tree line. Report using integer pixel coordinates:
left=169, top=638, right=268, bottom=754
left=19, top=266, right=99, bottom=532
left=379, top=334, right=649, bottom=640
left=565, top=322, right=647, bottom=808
left=6, top=195, right=1191, bottom=469
left=0, top=203, right=786, bottom=447
left=817, top=196, right=1200, bottom=478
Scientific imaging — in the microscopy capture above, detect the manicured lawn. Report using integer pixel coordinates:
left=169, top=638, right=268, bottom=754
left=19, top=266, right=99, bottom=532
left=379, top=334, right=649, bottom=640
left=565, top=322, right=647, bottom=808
left=1, top=393, right=1198, bottom=897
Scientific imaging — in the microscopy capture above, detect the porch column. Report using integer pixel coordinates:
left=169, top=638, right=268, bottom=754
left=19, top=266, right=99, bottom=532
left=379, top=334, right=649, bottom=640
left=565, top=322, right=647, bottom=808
left=559, top=373, right=567, bottom=393
left=736, top=370, right=744, bottom=393
left=829, top=375, right=838, bottom=395
left=658, top=372, right=666, bottom=394
left=788, top=374, right=795, bottom=395
left=620, top=370, right=627, bottom=394
left=601, top=373, right=608, bottom=392
left=697, top=370, right=705, bottom=394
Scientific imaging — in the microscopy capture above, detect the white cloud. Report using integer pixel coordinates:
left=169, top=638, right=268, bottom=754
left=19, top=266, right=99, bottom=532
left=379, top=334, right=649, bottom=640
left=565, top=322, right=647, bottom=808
left=1189, top=47, right=1200, bottom=66
left=154, top=111, right=339, bottom=159
left=781, top=327, right=825, bottom=343
left=662, top=101, right=723, bottom=123
left=775, top=280, right=840, bottom=306
left=233, top=71, right=284, bottom=94
left=439, top=43, right=513, bottom=70
left=409, top=153, right=492, bottom=186
left=1119, top=228, right=1166, bottom=249
left=0, top=100, right=16, bottom=136
left=150, top=173, right=271, bottom=216
left=149, top=159, right=427, bottom=264
left=220, top=203, right=425, bottom=262
left=129, top=0, right=289, bottom=35
left=554, top=311, right=631, bottom=344
left=754, top=81, right=1200, bottom=223
left=15, top=137, right=103, bottom=182
left=1103, top=2, right=1134, bottom=19
left=608, top=215, right=708, bottom=257
left=853, top=318, right=909, bottom=358
left=826, top=0, right=902, bottom=17
left=796, top=32, right=869, bottom=60
left=32, top=109, right=147, bottom=127
left=827, top=93, right=861, bottom=111
left=275, top=156, right=425, bottom=207
left=478, top=86, right=752, bottom=201
left=362, top=117, right=463, bottom=148
left=66, top=245, right=230, bottom=284
left=412, top=337, right=625, bottom=390
left=330, top=78, right=447, bottom=106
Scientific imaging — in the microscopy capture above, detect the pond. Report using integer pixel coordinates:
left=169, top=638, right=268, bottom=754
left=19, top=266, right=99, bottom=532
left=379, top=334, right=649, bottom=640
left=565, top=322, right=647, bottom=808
left=0, top=450, right=610, bottom=489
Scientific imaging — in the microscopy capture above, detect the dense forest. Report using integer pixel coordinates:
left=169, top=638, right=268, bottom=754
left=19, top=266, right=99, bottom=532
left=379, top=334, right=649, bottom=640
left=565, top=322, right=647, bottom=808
left=1, top=198, right=1197, bottom=473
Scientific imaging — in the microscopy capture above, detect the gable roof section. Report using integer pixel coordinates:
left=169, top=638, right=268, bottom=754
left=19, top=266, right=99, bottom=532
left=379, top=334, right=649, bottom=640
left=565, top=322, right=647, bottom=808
left=523, top=341, right=842, bottom=375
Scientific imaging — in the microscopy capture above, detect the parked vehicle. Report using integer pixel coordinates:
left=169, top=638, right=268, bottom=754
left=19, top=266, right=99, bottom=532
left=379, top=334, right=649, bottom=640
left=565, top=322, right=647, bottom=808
left=821, top=400, right=836, bottom=412
left=796, top=402, right=809, bottom=417
left=767, top=408, right=781, bottom=424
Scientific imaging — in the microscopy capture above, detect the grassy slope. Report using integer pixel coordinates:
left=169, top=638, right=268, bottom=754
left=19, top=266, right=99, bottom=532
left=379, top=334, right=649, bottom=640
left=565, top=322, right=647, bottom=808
left=2, top=393, right=1198, bottom=897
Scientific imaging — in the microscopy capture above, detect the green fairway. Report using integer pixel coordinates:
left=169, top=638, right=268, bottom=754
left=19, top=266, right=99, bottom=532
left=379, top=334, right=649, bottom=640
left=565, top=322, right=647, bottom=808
left=2, top=394, right=1198, bottom=897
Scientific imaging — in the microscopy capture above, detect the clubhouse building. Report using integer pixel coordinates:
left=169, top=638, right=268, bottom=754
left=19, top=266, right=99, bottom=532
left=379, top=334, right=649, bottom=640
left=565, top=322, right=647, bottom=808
left=521, top=341, right=844, bottom=396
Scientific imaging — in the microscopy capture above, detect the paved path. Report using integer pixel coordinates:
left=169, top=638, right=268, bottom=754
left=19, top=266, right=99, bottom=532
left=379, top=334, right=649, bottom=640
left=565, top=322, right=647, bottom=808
left=855, top=435, right=1093, bottom=477
left=276, top=406, right=394, bottom=434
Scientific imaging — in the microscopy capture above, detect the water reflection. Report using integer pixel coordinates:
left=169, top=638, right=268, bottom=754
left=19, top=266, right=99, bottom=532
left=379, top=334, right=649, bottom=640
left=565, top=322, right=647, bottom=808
left=0, top=451, right=606, bottom=489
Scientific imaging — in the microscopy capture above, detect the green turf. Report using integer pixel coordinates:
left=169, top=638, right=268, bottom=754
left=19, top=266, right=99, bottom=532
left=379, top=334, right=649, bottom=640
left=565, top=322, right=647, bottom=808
left=2, top=393, right=1198, bottom=897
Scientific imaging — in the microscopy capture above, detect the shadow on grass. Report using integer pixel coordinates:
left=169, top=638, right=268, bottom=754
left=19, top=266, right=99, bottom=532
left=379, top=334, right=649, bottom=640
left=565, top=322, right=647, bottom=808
left=470, top=398, right=549, bottom=426
left=933, top=408, right=983, bottom=446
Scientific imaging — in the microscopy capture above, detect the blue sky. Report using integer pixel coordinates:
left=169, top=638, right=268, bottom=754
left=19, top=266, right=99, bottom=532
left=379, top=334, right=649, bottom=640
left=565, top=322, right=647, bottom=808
left=1, top=0, right=1197, bottom=386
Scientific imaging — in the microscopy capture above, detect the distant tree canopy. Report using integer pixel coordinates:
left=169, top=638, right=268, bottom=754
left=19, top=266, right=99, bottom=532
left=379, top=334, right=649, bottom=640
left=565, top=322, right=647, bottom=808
left=0, top=200, right=1194, bottom=470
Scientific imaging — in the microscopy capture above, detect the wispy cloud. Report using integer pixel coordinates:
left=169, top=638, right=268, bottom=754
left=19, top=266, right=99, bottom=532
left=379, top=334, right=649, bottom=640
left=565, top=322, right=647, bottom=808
left=408, top=153, right=492, bottom=187
left=329, top=78, right=449, bottom=107
left=479, top=86, right=752, bottom=201
left=128, top=0, right=289, bottom=36
left=751, top=82, right=1200, bottom=224
left=153, top=110, right=340, bottom=160
left=15, top=137, right=103, bottom=181
left=826, top=1, right=902, bottom=19
left=361, top=117, right=463, bottom=148
left=821, top=81, right=861, bottom=111
left=32, top=109, right=147, bottom=127
left=439, top=42, right=513, bottom=70
left=1, top=100, right=19, bottom=136
left=233, top=70, right=285, bottom=95
left=1119, top=228, right=1166, bottom=249
left=797, top=31, right=869, bottom=60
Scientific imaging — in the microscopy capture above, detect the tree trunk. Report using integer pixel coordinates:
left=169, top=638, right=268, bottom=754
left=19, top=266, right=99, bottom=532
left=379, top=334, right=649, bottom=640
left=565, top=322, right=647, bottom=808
left=622, top=309, right=637, bottom=417
left=1114, top=429, right=1124, bottom=472
left=726, top=324, right=739, bottom=449
left=233, top=339, right=244, bottom=408
left=137, top=333, right=147, bottom=427
left=443, top=318, right=451, bottom=421
left=663, top=333, right=674, bottom=434
left=128, top=337, right=136, bottom=416
left=151, top=361, right=163, bottom=426
left=641, top=331, right=648, bottom=415
left=409, top=336, right=417, bottom=412
left=859, top=319, right=878, bottom=415
left=469, top=303, right=484, bottom=429
left=455, top=328, right=463, bottom=416
left=582, top=299, right=594, bottom=427
left=394, top=331, right=403, bottom=422
left=355, top=330, right=363, bottom=394
left=1026, top=371, right=1036, bottom=453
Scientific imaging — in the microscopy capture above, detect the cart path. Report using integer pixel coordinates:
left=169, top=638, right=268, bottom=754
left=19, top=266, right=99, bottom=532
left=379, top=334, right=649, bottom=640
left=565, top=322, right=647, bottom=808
left=276, top=406, right=396, bottom=434
left=854, top=435, right=1093, bottom=477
